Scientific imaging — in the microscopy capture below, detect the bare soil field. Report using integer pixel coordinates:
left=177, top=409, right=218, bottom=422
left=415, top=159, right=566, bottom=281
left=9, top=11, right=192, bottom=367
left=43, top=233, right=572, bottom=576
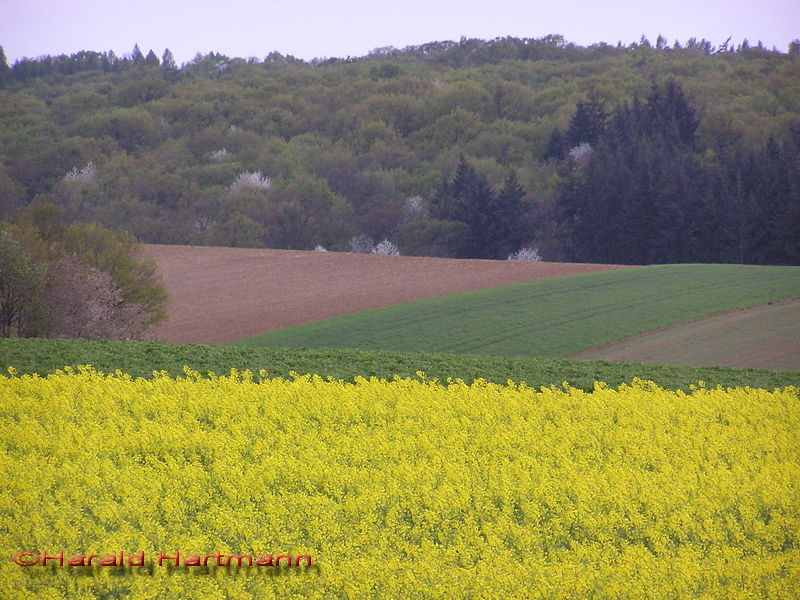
left=145, top=245, right=630, bottom=345
left=571, top=298, right=800, bottom=371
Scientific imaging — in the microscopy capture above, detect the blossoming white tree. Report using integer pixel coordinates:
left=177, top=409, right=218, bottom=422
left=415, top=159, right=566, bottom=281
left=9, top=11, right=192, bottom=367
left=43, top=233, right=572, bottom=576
left=371, top=239, right=400, bottom=255
left=64, top=162, right=96, bottom=182
left=211, top=149, right=233, bottom=163
left=507, top=247, right=543, bottom=262
left=230, top=171, right=271, bottom=191
left=44, top=255, right=155, bottom=341
left=568, top=143, right=594, bottom=168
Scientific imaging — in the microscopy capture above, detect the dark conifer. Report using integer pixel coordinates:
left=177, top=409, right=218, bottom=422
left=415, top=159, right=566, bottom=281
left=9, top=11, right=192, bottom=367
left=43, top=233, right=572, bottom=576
left=450, top=159, right=496, bottom=258
left=144, top=50, right=160, bottom=67
left=162, top=48, right=177, bottom=70
left=434, top=157, right=527, bottom=259
left=566, top=90, right=607, bottom=147
left=131, top=44, right=145, bottom=66
left=541, top=128, right=567, bottom=162
left=492, top=170, right=527, bottom=257
left=0, top=46, right=10, bottom=88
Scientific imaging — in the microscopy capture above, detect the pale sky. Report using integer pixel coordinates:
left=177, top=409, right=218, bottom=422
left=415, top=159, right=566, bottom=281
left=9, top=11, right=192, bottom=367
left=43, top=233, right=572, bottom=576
left=2, top=0, right=798, bottom=65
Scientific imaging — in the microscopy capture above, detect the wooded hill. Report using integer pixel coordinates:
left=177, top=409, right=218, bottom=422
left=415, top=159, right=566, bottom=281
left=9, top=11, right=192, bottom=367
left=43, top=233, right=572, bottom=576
left=1, top=36, right=798, bottom=264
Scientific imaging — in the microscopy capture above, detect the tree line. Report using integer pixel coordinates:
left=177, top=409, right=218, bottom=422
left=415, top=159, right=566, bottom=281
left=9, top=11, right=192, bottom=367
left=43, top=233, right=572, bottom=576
left=3, top=35, right=797, bottom=86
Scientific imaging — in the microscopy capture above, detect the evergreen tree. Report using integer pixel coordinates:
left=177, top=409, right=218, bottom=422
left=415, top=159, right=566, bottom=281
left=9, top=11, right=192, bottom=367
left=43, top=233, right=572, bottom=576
left=566, top=90, right=607, bottom=148
left=162, top=48, right=177, bottom=69
left=435, top=157, right=527, bottom=259
left=492, top=170, right=527, bottom=257
left=144, top=49, right=160, bottom=67
left=0, top=46, right=10, bottom=89
left=751, top=131, right=800, bottom=264
left=644, top=79, right=699, bottom=148
left=448, top=157, right=497, bottom=258
left=557, top=81, right=706, bottom=264
left=131, top=44, right=145, bottom=66
left=104, top=50, right=117, bottom=72
left=540, top=128, right=567, bottom=162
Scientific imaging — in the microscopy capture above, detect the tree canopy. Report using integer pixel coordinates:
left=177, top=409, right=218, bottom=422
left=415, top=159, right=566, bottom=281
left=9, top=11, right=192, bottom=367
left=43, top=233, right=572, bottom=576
left=0, top=36, right=798, bottom=264
left=0, top=211, right=168, bottom=340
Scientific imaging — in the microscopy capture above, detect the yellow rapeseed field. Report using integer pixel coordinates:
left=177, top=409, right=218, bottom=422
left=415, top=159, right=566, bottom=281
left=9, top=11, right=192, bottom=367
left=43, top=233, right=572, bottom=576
left=1, top=367, right=798, bottom=599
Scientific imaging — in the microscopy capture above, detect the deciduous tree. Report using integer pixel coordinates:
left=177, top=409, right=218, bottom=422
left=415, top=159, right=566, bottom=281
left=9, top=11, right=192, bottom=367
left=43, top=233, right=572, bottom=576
left=0, top=229, right=46, bottom=337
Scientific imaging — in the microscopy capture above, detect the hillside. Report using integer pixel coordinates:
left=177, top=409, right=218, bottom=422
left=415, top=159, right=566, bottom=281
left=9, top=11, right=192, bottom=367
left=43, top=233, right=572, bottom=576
left=146, top=244, right=627, bottom=344
left=2, top=37, right=798, bottom=265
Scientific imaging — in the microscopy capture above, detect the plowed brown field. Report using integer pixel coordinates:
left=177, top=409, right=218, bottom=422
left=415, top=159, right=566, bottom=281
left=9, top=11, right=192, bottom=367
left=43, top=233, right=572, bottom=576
left=145, top=245, right=630, bottom=345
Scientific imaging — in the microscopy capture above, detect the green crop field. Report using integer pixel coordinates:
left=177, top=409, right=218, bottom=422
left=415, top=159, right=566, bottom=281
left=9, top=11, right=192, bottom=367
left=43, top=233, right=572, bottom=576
left=231, top=264, right=800, bottom=358
left=2, top=338, right=798, bottom=392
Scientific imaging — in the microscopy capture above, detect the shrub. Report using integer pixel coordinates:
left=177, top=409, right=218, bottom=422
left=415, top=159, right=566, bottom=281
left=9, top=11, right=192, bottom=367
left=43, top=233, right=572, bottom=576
left=0, top=229, right=45, bottom=337
left=507, top=247, right=543, bottom=261
left=349, top=234, right=375, bottom=254
left=371, top=239, right=400, bottom=255
left=0, top=215, right=167, bottom=341
left=43, top=254, right=156, bottom=341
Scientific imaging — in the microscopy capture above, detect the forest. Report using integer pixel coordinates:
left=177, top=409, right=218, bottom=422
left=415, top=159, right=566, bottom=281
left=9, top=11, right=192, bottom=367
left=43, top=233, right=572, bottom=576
left=1, top=35, right=798, bottom=264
